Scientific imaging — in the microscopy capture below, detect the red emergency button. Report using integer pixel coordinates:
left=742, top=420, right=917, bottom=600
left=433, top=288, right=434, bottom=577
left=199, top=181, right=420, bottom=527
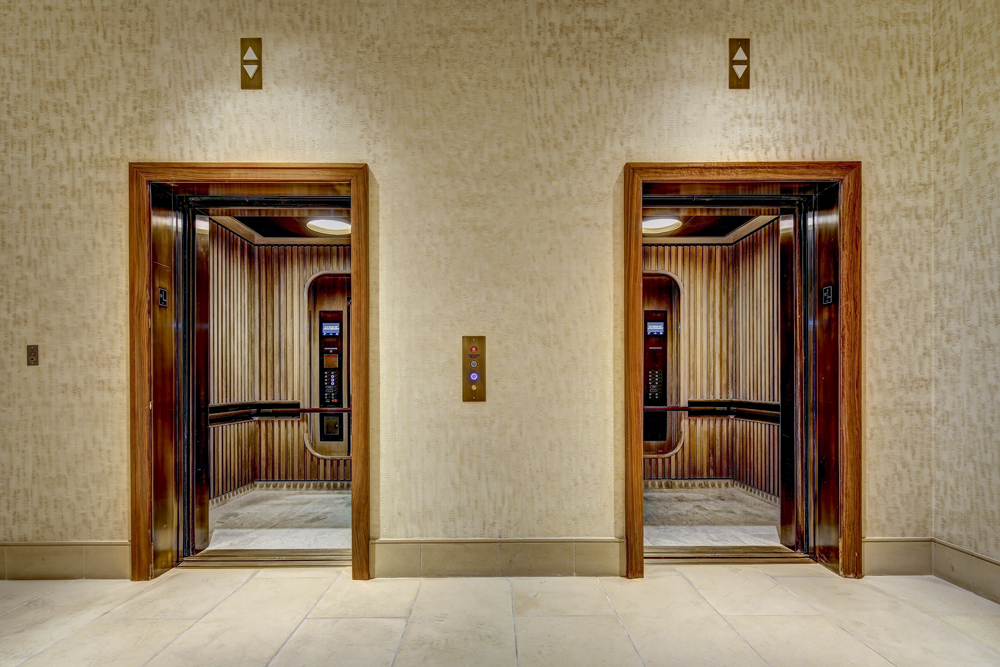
left=470, top=345, right=478, bottom=353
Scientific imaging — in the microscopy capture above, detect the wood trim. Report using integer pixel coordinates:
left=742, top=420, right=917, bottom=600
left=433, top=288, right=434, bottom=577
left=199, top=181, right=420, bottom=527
left=624, top=165, right=644, bottom=578
left=128, top=165, right=153, bottom=581
left=623, top=162, right=863, bottom=579
left=349, top=166, right=371, bottom=580
left=129, top=163, right=371, bottom=581
left=838, top=164, right=863, bottom=577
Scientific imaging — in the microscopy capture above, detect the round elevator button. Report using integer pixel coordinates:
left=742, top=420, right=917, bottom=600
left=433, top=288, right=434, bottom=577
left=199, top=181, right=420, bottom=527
left=471, top=361, right=478, bottom=368
left=469, top=372, right=479, bottom=381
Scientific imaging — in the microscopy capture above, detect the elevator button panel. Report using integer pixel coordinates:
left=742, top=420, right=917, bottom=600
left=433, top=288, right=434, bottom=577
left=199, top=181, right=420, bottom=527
left=462, top=336, right=485, bottom=402
left=318, top=311, right=344, bottom=442
left=644, top=310, right=669, bottom=442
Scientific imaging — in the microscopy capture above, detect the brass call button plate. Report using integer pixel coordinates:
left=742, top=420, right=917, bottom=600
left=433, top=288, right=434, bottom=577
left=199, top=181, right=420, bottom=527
left=462, top=336, right=485, bottom=402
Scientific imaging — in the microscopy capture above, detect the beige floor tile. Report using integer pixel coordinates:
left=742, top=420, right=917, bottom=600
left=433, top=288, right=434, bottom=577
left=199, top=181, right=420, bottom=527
left=270, top=618, right=406, bottom=667
left=253, top=566, right=347, bottom=579
left=0, top=580, right=67, bottom=615
left=143, top=613, right=300, bottom=667
left=394, top=579, right=517, bottom=667
left=642, top=565, right=681, bottom=578
left=727, top=615, right=895, bottom=667
left=753, top=562, right=836, bottom=577
left=601, top=573, right=768, bottom=667
left=776, top=576, right=1000, bottom=667
left=934, top=615, right=1000, bottom=654
left=309, top=577, right=420, bottom=618
left=0, top=581, right=150, bottom=667
left=512, top=577, right=614, bottom=616
left=865, top=575, right=1000, bottom=615
left=674, top=564, right=819, bottom=615
left=203, top=577, right=330, bottom=620
left=104, top=569, right=255, bottom=619
left=17, top=619, right=194, bottom=667
left=515, top=616, right=643, bottom=667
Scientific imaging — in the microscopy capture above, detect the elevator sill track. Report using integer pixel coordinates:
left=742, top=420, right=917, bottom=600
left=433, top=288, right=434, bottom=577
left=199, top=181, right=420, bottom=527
left=180, top=549, right=351, bottom=568
left=644, top=545, right=812, bottom=565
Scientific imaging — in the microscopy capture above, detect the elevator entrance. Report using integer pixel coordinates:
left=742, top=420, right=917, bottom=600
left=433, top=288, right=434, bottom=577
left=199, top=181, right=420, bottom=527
left=129, top=164, right=371, bottom=581
left=624, top=163, right=862, bottom=578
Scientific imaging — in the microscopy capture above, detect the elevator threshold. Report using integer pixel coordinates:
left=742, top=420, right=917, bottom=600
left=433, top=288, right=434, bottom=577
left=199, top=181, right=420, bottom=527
left=644, top=545, right=813, bottom=565
left=180, top=549, right=351, bottom=568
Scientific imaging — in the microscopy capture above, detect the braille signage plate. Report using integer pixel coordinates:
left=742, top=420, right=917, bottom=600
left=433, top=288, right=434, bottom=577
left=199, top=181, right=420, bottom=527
left=462, top=336, right=485, bottom=402
left=729, top=38, right=750, bottom=89
left=241, top=38, right=262, bottom=90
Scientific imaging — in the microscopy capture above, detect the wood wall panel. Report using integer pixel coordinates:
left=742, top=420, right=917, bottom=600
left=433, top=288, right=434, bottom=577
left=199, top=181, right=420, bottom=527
left=642, top=244, right=733, bottom=479
left=256, top=244, right=351, bottom=482
left=642, top=222, right=779, bottom=491
left=731, top=223, right=780, bottom=496
left=209, top=224, right=258, bottom=497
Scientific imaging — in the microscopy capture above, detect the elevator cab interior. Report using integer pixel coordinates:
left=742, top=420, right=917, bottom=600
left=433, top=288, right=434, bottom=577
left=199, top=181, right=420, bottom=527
left=202, top=207, right=354, bottom=555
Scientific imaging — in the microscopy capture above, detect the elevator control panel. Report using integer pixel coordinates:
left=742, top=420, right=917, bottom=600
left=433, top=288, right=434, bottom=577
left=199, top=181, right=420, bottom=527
left=644, top=310, right=668, bottom=442
left=462, top=336, right=485, bottom=402
left=318, top=310, right=344, bottom=441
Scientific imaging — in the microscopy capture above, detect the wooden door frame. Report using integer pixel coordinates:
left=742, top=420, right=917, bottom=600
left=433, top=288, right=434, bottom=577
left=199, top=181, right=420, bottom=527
left=129, top=163, right=371, bottom=580
left=624, top=162, right=862, bottom=578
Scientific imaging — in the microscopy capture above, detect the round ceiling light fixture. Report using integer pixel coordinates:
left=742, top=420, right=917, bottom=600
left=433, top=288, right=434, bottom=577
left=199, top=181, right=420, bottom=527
left=642, top=217, right=683, bottom=235
left=306, top=218, right=352, bottom=236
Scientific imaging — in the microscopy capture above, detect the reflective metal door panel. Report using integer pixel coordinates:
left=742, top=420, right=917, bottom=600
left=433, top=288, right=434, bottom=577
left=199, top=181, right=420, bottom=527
left=778, top=213, right=799, bottom=549
left=190, top=214, right=211, bottom=552
left=150, top=186, right=179, bottom=577
left=812, top=186, right=842, bottom=569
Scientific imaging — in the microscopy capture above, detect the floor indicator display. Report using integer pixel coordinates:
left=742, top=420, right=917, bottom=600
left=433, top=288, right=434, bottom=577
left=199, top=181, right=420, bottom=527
left=462, top=336, right=485, bottom=402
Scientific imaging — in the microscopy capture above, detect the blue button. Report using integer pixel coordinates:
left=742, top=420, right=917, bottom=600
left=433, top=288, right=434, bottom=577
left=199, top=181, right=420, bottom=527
left=469, top=372, right=479, bottom=381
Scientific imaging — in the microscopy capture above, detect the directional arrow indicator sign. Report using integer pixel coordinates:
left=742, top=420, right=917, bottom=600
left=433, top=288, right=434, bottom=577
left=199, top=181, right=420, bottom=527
left=729, top=38, right=750, bottom=89
left=241, top=38, right=262, bottom=89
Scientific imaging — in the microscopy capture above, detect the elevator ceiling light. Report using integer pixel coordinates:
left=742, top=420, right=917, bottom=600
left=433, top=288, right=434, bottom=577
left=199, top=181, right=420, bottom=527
left=642, top=217, right=683, bottom=234
left=306, top=218, right=351, bottom=236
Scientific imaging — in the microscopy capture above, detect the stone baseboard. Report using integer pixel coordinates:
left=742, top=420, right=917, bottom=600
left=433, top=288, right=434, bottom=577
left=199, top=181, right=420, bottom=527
left=0, top=542, right=130, bottom=580
left=371, top=539, right=622, bottom=578
left=864, top=537, right=1000, bottom=604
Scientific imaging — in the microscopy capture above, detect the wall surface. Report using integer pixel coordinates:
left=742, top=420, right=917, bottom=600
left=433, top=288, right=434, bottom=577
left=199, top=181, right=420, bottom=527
left=0, top=0, right=950, bottom=564
left=932, top=0, right=1000, bottom=561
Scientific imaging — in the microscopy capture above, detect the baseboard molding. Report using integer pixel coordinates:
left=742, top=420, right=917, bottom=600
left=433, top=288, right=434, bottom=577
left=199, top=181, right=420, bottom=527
left=371, top=539, right=622, bottom=578
left=0, top=542, right=130, bottom=580
left=933, top=539, right=1000, bottom=604
left=644, top=479, right=734, bottom=490
left=864, top=537, right=1000, bottom=604
left=211, top=480, right=352, bottom=508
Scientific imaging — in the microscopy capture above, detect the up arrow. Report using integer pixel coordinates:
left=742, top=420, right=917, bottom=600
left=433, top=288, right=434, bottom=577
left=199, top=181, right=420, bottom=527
left=243, top=45, right=258, bottom=61
left=733, top=46, right=747, bottom=61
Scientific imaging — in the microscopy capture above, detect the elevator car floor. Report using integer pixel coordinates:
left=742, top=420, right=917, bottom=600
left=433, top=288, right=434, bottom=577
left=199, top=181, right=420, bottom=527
left=206, top=488, right=350, bottom=551
left=644, top=487, right=781, bottom=547
left=3, top=568, right=999, bottom=666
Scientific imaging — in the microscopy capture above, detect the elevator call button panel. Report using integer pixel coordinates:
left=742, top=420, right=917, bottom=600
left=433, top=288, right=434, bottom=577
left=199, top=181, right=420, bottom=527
left=462, top=336, right=485, bottom=402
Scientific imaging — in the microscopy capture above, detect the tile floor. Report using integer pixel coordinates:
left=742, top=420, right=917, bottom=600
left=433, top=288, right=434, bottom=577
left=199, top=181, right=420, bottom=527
left=1, top=565, right=998, bottom=666
left=207, top=489, right=351, bottom=550
left=644, top=487, right=783, bottom=547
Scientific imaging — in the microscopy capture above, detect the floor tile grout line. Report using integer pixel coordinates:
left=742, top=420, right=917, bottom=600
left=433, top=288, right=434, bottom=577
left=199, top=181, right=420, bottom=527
left=0, top=580, right=73, bottom=620
left=766, top=573, right=905, bottom=666
left=510, top=578, right=519, bottom=667
left=674, top=566, right=776, bottom=667
left=138, top=568, right=261, bottom=667
left=389, top=577, right=423, bottom=667
left=598, top=577, right=647, bottom=667
left=265, top=569, right=342, bottom=666
left=4, top=579, right=154, bottom=666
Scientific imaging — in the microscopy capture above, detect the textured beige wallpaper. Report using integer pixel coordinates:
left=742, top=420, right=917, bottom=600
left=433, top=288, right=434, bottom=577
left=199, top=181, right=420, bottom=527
left=932, top=0, right=1000, bottom=560
left=0, top=0, right=946, bottom=546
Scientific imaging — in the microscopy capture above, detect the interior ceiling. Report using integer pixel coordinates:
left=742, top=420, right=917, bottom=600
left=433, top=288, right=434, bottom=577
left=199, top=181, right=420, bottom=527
left=234, top=216, right=331, bottom=238
left=206, top=207, right=351, bottom=239
left=653, top=215, right=755, bottom=238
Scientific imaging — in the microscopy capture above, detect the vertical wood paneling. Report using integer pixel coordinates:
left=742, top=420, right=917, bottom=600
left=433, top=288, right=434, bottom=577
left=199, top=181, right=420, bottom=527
left=642, top=244, right=733, bottom=480
left=256, top=243, right=351, bottom=482
left=642, top=223, right=779, bottom=489
left=731, top=223, right=780, bottom=497
left=209, top=223, right=352, bottom=496
left=209, top=224, right=259, bottom=497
